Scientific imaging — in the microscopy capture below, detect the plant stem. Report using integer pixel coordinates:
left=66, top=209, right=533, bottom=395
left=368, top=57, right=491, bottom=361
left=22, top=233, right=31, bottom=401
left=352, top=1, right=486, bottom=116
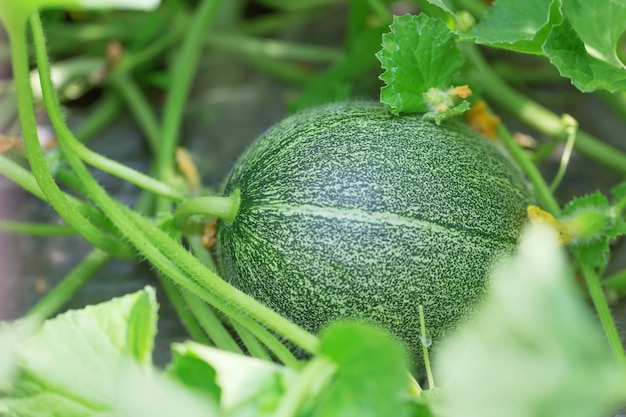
left=28, top=2, right=319, bottom=357
left=185, top=295, right=244, bottom=354
left=579, top=262, right=626, bottom=367
left=34, top=83, right=320, bottom=357
left=29, top=17, right=187, bottom=203
left=206, top=32, right=343, bottom=62
left=0, top=220, right=75, bottom=236
left=418, top=305, right=435, bottom=389
left=154, top=0, right=222, bottom=214
left=0, top=153, right=117, bottom=232
left=186, top=235, right=274, bottom=361
left=496, top=124, right=561, bottom=215
left=229, top=319, right=272, bottom=360
left=461, top=42, right=626, bottom=175
left=156, top=272, right=212, bottom=345
left=8, top=19, right=132, bottom=259
left=174, top=193, right=241, bottom=227
left=127, top=207, right=319, bottom=356
left=25, top=249, right=111, bottom=320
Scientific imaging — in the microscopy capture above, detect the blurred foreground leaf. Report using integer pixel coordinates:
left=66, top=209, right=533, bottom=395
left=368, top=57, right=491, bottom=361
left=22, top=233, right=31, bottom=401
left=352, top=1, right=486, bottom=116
left=0, top=288, right=218, bottom=417
left=434, top=225, right=626, bottom=417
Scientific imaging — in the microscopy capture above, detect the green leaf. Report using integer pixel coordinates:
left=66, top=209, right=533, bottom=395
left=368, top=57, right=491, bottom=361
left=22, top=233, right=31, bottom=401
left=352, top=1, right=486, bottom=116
left=0, top=321, right=39, bottom=392
left=115, top=360, right=219, bottom=417
left=166, top=348, right=221, bottom=405
left=423, top=0, right=455, bottom=17
left=468, top=0, right=562, bottom=54
left=612, top=181, right=626, bottom=203
left=434, top=224, right=626, bottom=417
left=562, top=0, right=626, bottom=69
left=543, top=18, right=626, bottom=93
left=562, top=191, right=609, bottom=219
left=377, top=14, right=464, bottom=115
left=126, top=289, right=158, bottom=365
left=0, top=287, right=158, bottom=416
left=172, top=342, right=297, bottom=416
left=311, top=321, right=409, bottom=417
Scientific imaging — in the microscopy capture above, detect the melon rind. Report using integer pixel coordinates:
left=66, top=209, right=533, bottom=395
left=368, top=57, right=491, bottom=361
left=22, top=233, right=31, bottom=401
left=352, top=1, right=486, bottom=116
left=217, top=101, right=532, bottom=363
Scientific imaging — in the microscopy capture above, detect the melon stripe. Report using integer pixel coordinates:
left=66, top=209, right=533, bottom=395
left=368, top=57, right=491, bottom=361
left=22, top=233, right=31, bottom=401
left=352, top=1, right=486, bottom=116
left=249, top=202, right=518, bottom=245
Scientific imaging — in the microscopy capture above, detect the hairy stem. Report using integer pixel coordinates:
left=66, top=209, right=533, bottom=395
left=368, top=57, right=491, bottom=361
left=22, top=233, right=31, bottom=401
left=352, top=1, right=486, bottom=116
left=9, top=19, right=132, bottom=259
left=30, top=16, right=187, bottom=202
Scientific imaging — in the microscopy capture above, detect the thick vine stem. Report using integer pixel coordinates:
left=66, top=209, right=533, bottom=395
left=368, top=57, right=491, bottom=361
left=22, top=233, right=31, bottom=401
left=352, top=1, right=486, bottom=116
left=27, top=3, right=319, bottom=357
left=29, top=18, right=187, bottom=203
left=173, top=192, right=241, bottom=229
left=7, top=19, right=133, bottom=259
left=460, top=42, right=626, bottom=176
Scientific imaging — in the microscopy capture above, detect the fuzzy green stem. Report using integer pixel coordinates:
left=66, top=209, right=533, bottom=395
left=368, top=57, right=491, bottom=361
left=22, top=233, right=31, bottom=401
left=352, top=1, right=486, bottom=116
left=174, top=192, right=241, bottom=227
left=156, top=272, right=212, bottom=345
left=29, top=1, right=319, bottom=358
left=495, top=124, right=561, bottom=215
left=185, top=295, right=244, bottom=354
left=579, top=262, right=626, bottom=367
left=186, top=236, right=299, bottom=365
left=8, top=18, right=132, bottom=259
left=0, top=153, right=117, bottom=232
left=229, top=319, right=272, bottom=360
left=461, top=42, right=626, bottom=175
left=25, top=249, right=111, bottom=320
left=124, top=207, right=318, bottom=359
left=0, top=220, right=75, bottom=236
left=30, top=16, right=187, bottom=203
left=187, top=235, right=272, bottom=360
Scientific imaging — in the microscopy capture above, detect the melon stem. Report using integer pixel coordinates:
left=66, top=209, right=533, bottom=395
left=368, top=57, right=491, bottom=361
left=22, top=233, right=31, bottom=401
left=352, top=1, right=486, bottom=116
left=174, top=190, right=241, bottom=226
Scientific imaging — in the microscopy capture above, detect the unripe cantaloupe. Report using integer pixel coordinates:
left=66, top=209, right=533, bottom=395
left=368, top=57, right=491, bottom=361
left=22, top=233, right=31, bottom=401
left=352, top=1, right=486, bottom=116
left=217, top=101, right=532, bottom=363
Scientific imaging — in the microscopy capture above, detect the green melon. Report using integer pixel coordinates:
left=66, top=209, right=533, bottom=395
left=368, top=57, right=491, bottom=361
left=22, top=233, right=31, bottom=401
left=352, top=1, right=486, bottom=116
left=217, top=101, right=532, bottom=363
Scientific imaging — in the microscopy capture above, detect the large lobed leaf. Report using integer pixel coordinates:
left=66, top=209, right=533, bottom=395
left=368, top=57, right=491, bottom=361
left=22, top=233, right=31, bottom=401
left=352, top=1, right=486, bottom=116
left=376, top=14, right=465, bottom=115
left=469, top=0, right=626, bottom=92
